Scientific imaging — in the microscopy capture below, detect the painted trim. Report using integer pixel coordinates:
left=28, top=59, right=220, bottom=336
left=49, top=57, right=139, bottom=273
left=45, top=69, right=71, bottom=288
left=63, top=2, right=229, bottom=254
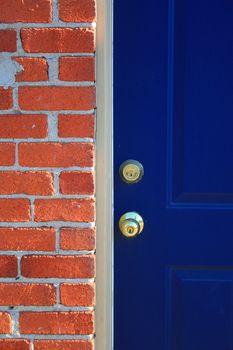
left=96, top=0, right=113, bottom=349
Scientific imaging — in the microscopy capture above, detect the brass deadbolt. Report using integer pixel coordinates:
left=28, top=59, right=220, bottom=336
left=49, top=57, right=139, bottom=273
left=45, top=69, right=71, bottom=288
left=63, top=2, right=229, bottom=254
left=119, top=212, right=144, bottom=238
left=119, top=160, right=144, bottom=184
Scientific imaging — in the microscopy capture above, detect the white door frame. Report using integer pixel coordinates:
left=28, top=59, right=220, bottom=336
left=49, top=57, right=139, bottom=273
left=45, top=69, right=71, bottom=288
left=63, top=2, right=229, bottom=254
left=96, top=0, right=113, bottom=349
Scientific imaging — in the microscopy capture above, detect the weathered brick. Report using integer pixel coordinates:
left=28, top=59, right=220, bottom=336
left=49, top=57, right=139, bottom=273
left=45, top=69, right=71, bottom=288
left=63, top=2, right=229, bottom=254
left=19, top=142, right=94, bottom=167
left=0, top=199, right=30, bottom=222
left=0, top=172, right=54, bottom=195
left=59, top=0, right=96, bottom=22
left=0, top=4, right=97, bottom=344
left=21, top=28, right=95, bottom=53
left=0, top=339, right=30, bottom=350
left=0, top=283, right=56, bottom=306
left=18, top=86, right=96, bottom=110
left=0, top=88, right=13, bottom=110
left=58, top=114, right=95, bottom=138
left=0, top=227, right=55, bottom=251
left=59, top=57, right=95, bottom=81
left=20, top=312, right=94, bottom=334
left=60, top=172, right=94, bottom=194
left=0, top=30, right=16, bottom=52
left=60, top=284, right=95, bottom=306
left=0, top=143, right=15, bottom=165
left=34, top=198, right=95, bottom=222
left=0, top=114, right=47, bottom=138
left=0, top=256, right=17, bottom=277
left=0, top=313, right=11, bottom=334
left=60, top=227, right=96, bottom=250
left=21, top=255, right=95, bottom=278
left=14, top=58, right=48, bottom=82
left=34, top=340, right=93, bottom=350
left=0, top=0, right=52, bottom=23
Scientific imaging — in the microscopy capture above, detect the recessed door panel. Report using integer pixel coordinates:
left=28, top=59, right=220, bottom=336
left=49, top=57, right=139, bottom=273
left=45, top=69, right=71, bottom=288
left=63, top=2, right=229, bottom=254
left=166, top=268, right=233, bottom=350
left=168, top=0, right=233, bottom=204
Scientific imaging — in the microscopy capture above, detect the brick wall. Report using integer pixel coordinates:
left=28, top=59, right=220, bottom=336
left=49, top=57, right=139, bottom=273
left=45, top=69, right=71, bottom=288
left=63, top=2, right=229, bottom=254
left=0, top=0, right=96, bottom=349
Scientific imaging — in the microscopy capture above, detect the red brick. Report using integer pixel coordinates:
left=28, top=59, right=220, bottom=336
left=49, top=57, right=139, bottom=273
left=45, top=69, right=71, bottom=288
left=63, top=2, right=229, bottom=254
left=0, top=88, right=13, bottom=110
left=19, top=142, right=94, bottom=167
left=59, top=0, right=95, bottom=22
left=0, top=256, right=17, bottom=277
left=0, top=283, right=56, bottom=306
left=21, top=28, right=95, bottom=53
left=0, top=172, right=54, bottom=195
left=0, top=227, right=55, bottom=251
left=59, top=57, right=95, bottom=81
left=0, top=143, right=15, bottom=165
left=0, top=114, right=47, bottom=138
left=0, top=313, right=11, bottom=334
left=0, top=30, right=16, bottom=52
left=58, top=114, right=95, bottom=138
left=34, top=340, right=93, bottom=350
left=60, top=172, right=94, bottom=195
left=0, top=0, right=52, bottom=23
left=0, top=340, right=30, bottom=350
left=34, top=198, right=95, bottom=222
left=60, top=284, right=95, bottom=306
left=0, top=199, right=30, bottom=222
left=20, top=312, right=94, bottom=334
left=14, top=58, right=48, bottom=82
left=60, top=227, right=96, bottom=250
left=21, top=255, right=95, bottom=278
left=19, top=86, right=96, bottom=110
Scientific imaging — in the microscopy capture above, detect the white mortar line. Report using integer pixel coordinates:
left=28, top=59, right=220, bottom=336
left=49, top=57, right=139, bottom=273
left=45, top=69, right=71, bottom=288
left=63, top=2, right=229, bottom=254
left=0, top=167, right=94, bottom=171
left=53, top=172, right=60, bottom=195
left=10, top=53, right=95, bottom=58
left=14, top=143, right=19, bottom=166
left=47, top=112, right=58, bottom=140
left=0, top=138, right=94, bottom=143
left=0, top=23, right=96, bottom=29
left=0, top=306, right=94, bottom=312
left=16, top=29, right=23, bottom=53
left=11, top=311, right=19, bottom=336
left=17, top=256, right=21, bottom=277
left=0, top=139, right=94, bottom=143
left=0, top=278, right=95, bottom=283
left=30, top=198, right=34, bottom=222
left=0, top=110, right=94, bottom=115
left=52, top=0, right=59, bottom=22
left=0, top=251, right=95, bottom=256
left=56, top=227, right=60, bottom=251
left=12, top=87, right=19, bottom=110
left=13, top=81, right=95, bottom=86
left=55, top=284, right=60, bottom=305
left=0, top=335, right=94, bottom=340
left=0, top=222, right=95, bottom=227
left=0, top=109, right=95, bottom=114
left=0, top=222, right=95, bottom=228
left=47, top=57, right=58, bottom=82
left=0, top=194, right=94, bottom=199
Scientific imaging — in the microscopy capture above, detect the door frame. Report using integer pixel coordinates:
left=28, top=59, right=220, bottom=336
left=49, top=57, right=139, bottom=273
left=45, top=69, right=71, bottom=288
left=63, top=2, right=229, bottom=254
left=96, top=0, right=113, bottom=349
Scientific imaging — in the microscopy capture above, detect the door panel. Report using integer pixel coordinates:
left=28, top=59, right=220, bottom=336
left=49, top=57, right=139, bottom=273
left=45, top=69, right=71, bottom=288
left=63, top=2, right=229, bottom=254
left=166, top=269, right=233, bottom=350
left=114, top=1, right=233, bottom=350
left=170, top=0, right=233, bottom=203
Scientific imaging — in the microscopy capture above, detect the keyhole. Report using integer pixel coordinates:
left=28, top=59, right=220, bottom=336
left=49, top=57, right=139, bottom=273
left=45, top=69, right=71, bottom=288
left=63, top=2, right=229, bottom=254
left=127, top=226, right=134, bottom=234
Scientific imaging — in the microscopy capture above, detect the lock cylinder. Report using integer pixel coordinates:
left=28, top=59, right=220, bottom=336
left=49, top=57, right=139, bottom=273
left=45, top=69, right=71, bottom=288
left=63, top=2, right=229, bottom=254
left=119, top=212, right=144, bottom=238
left=119, top=160, right=144, bottom=184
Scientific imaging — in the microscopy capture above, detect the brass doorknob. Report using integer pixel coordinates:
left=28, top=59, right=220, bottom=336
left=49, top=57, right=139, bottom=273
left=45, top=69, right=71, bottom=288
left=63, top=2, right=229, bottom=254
left=119, top=212, right=144, bottom=238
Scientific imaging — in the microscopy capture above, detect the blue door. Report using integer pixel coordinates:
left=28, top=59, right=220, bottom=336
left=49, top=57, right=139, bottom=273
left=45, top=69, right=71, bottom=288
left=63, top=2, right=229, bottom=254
left=114, top=1, right=233, bottom=349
